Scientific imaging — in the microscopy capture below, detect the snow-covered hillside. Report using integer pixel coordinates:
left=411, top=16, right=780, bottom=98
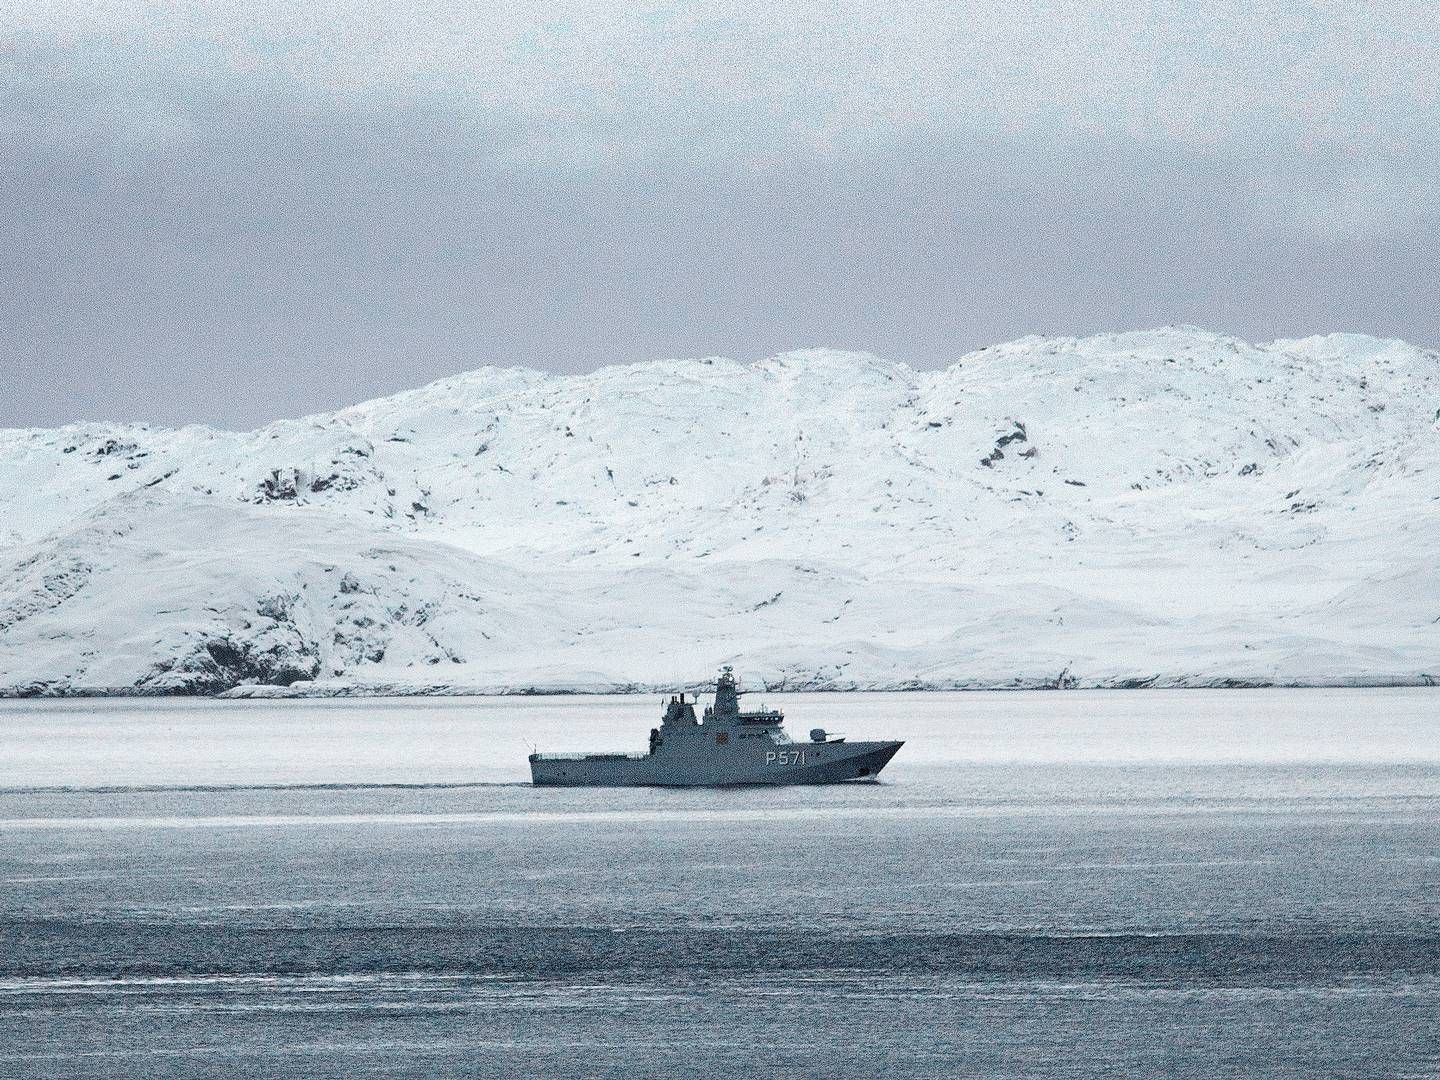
left=2, top=327, right=1437, bottom=694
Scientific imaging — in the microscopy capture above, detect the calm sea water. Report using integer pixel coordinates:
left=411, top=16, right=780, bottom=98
left=1, top=689, right=1437, bottom=1079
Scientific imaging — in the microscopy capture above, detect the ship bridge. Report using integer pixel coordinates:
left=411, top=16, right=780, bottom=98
left=702, top=666, right=787, bottom=734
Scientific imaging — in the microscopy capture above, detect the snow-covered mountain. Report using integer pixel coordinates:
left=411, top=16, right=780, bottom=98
left=2, top=327, right=1437, bottom=695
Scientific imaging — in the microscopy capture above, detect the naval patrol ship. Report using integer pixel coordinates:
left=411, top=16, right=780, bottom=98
left=529, top=667, right=903, bottom=786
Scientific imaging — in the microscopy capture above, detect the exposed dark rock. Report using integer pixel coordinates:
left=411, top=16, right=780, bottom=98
left=309, top=473, right=348, bottom=493
left=259, top=469, right=301, bottom=501
left=995, top=423, right=1028, bottom=448
left=256, top=594, right=293, bottom=621
left=142, top=633, right=321, bottom=694
left=92, top=439, right=138, bottom=458
left=981, top=422, right=1028, bottom=466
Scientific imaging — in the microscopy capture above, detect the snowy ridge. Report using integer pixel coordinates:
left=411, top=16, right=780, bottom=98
left=2, top=327, right=1437, bottom=694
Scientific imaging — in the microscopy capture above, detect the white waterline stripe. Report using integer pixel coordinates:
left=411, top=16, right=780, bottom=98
left=0, top=799, right=1432, bottom=830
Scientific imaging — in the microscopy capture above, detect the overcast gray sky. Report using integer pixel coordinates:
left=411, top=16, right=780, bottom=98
left=3, top=1, right=1437, bottom=429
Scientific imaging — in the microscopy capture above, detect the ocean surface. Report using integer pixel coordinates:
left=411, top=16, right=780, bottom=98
left=1, top=689, right=1437, bottom=1079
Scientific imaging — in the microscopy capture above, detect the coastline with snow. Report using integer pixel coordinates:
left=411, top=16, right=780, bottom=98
left=2, top=673, right=1436, bottom=699
left=3, top=327, right=1437, bottom=698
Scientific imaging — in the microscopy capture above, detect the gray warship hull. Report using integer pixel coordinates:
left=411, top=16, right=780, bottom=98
left=529, top=669, right=905, bottom=788
left=531, top=738, right=903, bottom=787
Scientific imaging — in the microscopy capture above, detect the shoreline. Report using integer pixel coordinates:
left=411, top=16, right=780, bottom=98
left=2, top=674, right=1436, bottom=700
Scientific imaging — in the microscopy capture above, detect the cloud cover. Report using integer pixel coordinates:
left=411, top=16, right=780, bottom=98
left=3, top=1, right=1438, bottom=427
